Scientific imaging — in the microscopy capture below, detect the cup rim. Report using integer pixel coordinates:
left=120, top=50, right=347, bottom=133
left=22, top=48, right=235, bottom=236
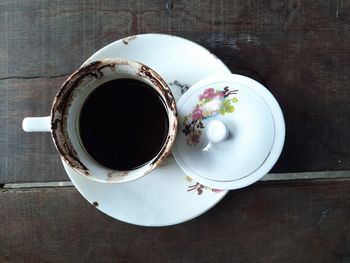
left=50, top=58, right=178, bottom=183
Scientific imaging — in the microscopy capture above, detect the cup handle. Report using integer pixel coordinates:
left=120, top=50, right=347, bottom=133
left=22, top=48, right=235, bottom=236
left=22, top=116, right=51, bottom=132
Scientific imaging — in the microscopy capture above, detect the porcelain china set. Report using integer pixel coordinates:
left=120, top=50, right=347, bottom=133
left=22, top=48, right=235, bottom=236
left=22, top=34, right=285, bottom=226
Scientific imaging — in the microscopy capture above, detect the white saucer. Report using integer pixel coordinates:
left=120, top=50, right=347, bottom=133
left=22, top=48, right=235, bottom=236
left=64, top=34, right=230, bottom=226
left=84, top=34, right=230, bottom=101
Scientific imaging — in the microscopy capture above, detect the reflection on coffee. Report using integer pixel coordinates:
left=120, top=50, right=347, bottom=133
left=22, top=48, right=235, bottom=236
left=79, top=79, right=169, bottom=170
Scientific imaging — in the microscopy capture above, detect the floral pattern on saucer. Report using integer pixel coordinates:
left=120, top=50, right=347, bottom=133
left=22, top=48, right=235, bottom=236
left=186, top=176, right=224, bottom=195
left=182, top=87, right=238, bottom=146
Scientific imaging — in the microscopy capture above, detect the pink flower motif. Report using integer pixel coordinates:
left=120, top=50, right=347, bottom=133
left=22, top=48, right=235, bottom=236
left=191, top=106, right=203, bottom=121
left=212, top=188, right=224, bottom=193
left=191, top=134, right=200, bottom=144
left=199, top=88, right=215, bottom=100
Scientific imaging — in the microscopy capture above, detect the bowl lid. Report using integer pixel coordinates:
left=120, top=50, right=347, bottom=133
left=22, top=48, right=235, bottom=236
left=172, top=74, right=285, bottom=190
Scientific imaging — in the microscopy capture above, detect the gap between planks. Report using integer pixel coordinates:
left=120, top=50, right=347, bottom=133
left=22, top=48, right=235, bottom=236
left=1, top=171, right=350, bottom=189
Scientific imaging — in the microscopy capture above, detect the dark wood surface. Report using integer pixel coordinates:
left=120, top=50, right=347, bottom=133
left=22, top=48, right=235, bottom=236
left=1, top=179, right=350, bottom=263
left=1, top=1, right=350, bottom=262
left=0, top=0, right=349, bottom=183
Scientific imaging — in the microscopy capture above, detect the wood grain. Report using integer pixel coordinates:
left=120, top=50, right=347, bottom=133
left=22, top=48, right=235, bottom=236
left=1, top=180, right=350, bottom=263
left=0, top=0, right=349, bottom=183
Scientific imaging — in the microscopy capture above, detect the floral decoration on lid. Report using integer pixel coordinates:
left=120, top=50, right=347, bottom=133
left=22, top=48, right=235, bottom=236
left=182, top=87, right=238, bottom=146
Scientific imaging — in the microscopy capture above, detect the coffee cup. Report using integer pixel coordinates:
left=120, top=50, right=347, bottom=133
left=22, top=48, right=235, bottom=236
left=22, top=59, right=178, bottom=183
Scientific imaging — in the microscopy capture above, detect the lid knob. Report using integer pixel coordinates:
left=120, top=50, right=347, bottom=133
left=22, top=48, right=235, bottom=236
left=206, top=120, right=228, bottom=143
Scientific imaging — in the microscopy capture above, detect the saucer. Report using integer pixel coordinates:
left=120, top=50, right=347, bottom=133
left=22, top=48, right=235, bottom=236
left=63, top=34, right=230, bottom=226
left=83, top=33, right=230, bottom=101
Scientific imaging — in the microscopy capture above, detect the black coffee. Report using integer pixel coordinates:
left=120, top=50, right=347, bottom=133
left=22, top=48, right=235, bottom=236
left=79, top=79, right=169, bottom=170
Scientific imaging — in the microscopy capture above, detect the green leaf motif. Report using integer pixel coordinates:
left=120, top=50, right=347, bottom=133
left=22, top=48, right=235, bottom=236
left=223, top=98, right=230, bottom=106
left=198, top=100, right=206, bottom=106
left=183, top=115, right=189, bottom=124
left=226, top=104, right=234, bottom=113
left=182, top=86, right=238, bottom=146
left=219, top=98, right=235, bottom=114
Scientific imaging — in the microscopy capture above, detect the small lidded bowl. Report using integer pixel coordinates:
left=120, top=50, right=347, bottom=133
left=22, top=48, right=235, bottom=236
left=172, top=74, right=285, bottom=190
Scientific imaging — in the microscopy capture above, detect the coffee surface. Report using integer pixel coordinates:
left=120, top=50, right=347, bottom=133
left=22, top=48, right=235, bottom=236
left=79, top=79, right=169, bottom=170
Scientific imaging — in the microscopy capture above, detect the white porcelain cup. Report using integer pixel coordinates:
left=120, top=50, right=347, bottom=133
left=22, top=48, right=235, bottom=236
left=22, top=58, right=178, bottom=183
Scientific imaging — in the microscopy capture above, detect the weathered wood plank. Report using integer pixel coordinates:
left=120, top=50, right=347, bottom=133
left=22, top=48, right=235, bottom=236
left=0, top=0, right=349, bottom=183
left=1, top=180, right=350, bottom=263
left=0, top=77, right=68, bottom=183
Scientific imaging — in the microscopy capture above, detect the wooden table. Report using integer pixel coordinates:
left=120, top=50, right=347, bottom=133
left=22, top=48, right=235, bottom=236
left=1, top=0, right=349, bottom=262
